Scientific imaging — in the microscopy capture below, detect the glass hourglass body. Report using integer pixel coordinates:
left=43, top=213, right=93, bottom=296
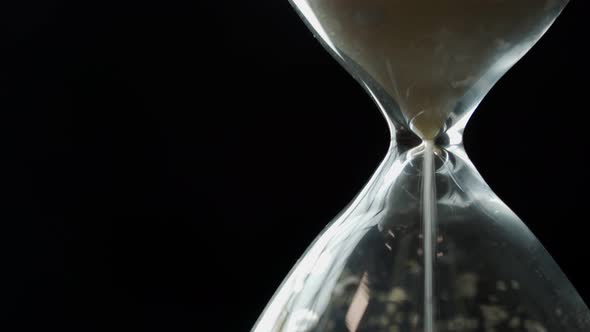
left=253, top=1, right=590, bottom=331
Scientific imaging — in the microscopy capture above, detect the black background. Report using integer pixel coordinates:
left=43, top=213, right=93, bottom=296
left=1, top=1, right=589, bottom=331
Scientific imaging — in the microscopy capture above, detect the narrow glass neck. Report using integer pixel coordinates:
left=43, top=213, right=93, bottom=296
left=362, top=75, right=468, bottom=151
left=389, top=125, right=465, bottom=156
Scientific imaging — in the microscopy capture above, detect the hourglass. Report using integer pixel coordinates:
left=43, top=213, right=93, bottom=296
left=253, top=1, right=590, bottom=331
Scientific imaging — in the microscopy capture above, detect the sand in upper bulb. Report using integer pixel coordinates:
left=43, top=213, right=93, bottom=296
left=307, top=0, right=557, bottom=138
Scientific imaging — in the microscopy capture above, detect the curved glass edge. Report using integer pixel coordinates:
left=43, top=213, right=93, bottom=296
left=252, top=139, right=590, bottom=332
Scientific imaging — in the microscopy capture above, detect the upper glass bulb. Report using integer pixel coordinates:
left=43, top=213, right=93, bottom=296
left=295, top=0, right=568, bottom=139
